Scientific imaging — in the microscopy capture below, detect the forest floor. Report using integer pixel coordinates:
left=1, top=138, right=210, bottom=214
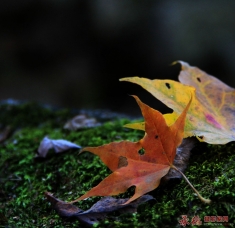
left=0, top=101, right=234, bottom=227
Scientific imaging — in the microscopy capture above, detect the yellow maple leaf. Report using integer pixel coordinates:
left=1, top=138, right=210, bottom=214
left=120, top=61, right=235, bottom=144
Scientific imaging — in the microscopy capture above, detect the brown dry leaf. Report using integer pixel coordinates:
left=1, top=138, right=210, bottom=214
left=45, top=192, right=154, bottom=226
left=162, top=137, right=197, bottom=183
left=64, top=114, right=101, bottom=130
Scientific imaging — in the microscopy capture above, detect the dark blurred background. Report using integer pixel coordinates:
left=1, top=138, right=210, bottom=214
left=1, top=0, right=235, bottom=116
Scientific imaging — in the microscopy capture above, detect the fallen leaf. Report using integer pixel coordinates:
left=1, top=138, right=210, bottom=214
left=162, top=137, right=197, bottom=183
left=120, top=62, right=235, bottom=144
left=36, top=136, right=81, bottom=158
left=45, top=192, right=154, bottom=226
left=64, top=114, right=101, bottom=130
left=70, top=95, right=194, bottom=205
left=120, top=77, right=195, bottom=136
left=178, top=61, right=235, bottom=144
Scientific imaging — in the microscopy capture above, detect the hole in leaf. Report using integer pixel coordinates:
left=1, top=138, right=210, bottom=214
left=197, top=77, right=201, bottom=82
left=126, top=186, right=136, bottom=195
left=198, top=136, right=204, bottom=140
left=118, top=186, right=136, bottom=199
left=165, top=83, right=171, bottom=89
left=138, top=148, right=145, bottom=155
left=155, top=135, right=158, bottom=139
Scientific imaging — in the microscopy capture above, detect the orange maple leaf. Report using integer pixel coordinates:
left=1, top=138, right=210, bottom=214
left=71, top=95, right=210, bottom=204
left=71, top=96, right=190, bottom=204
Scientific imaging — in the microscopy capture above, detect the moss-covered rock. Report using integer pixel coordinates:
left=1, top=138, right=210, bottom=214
left=0, top=102, right=234, bottom=227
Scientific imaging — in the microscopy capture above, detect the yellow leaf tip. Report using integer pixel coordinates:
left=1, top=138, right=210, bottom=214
left=171, top=60, right=191, bottom=69
left=119, top=76, right=140, bottom=82
left=170, top=61, right=178, bottom=66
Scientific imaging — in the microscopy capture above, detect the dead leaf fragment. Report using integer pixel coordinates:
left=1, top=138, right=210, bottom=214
left=45, top=192, right=154, bottom=226
left=64, top=114, right=101, bottom=130
left=36, top=136, right=81, bottom=158
left=162, top=137, right=197, bottom=182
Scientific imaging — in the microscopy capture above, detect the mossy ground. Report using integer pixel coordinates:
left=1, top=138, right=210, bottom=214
left=0, top=102, right=235, bottom=227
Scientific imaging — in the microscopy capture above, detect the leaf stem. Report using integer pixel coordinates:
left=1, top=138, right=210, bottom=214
left=172, top=165, right=211, bottom=204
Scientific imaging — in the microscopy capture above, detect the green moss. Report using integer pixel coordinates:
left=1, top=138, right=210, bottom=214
left=0, top=102, right=235, bottom=227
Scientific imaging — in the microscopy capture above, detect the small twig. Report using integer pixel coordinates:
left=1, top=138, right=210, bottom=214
left=172, top=165, right=211, bottom=204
